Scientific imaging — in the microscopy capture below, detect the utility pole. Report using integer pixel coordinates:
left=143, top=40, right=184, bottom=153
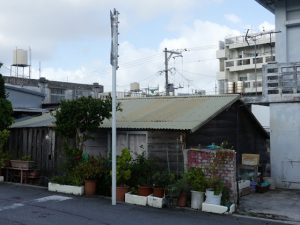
left=110, top=8, right=119, bottom=206
left=164, top=48, right=185, bottom=96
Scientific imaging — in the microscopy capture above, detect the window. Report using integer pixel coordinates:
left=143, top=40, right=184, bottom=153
left=50, top=88, right=65, bottom=103
left=281, top=67, right=294, bottom=73
left=239, top=76, right=247, bottom=81
left=225, top=61, right=234, bottom=67
left=267, top=68, right=278, bottom=73
left=244, top=82, right=250, bottom=88
left=253, top=57, right=263, bottom=64
left=116, top=132, right=147, bottom=158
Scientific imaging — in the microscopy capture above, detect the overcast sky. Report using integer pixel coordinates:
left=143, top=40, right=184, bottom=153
left=0, top=0, right=274, bottom=94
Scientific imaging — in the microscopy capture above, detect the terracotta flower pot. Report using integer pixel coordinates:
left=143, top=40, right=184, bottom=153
left=138, top=186, right=153, bottom=196
left=116, top=186, right=129, bottom=202
left=84, top=180, right=97, bottom=196
left=177, top=192, right=187, bottom=207
left=153, top=187, right=165, bottom=198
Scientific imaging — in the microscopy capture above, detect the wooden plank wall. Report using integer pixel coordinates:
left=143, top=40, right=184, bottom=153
left=8, top=128, right=62, bottom=181
left=186, top=102, right=268, bottom=165
left=84, top=130, right=108, bottom=157
left=148, top=130, right=186, bottom=174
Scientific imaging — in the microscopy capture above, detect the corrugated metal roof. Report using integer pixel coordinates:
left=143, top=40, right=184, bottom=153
left=11, top=95, right=240, bottom=132
left=11, top=113, right=55, bottom=128
left=101, top=95, right=240, bottom=132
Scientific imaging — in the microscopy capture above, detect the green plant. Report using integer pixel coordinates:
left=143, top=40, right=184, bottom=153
left=206, top=176, right=224, bottom=195
left=0, top=74, right=13, bottom=131
left=186, top=167, right=207, bottom=192
left=152, top=171, right=175, bottom=188
left=51, top=172, right=84, bottom=186
left=0, top=149, right=9, bottom=168
left=221, top=186, right=231, bottom=206
left=172, top=174, right=190, bottom=196
left=54, top=96, right=121, bottom=152
left=76, top=157, right=102, bottom=180
left=130, top=152, right=155, bottom=187
left=63, top=145, right=83, bottom=172
left=116, top=148, right=132, bottom=186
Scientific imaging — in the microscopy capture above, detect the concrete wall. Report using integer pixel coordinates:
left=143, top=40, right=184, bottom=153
left=275, top=0, right=300, bottom=63
left=270, top=103, right=300, bottom=189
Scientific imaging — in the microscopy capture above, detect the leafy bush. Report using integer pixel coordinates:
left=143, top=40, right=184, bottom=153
left=206, top=176, right=224, bottom=195
left=116, top=148, right=132, bottom=186
left=152, top=171, right=175, bottom=188
left=186, top=167, right=207, bottom=192
left=75, top=157, right=102, bottom=180
left=130, top=152, right=155, bottom=187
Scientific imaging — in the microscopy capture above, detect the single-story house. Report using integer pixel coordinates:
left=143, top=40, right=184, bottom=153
left=9, top=95, right=269, bottom=177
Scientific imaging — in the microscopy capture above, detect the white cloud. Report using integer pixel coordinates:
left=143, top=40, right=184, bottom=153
left=33, top=20, right=239, bottom=95
left=224, top=14, right=241, bottom=24
left=258, top=21, right=275, bottom=31
left=0, top=0, right=239, bottom=94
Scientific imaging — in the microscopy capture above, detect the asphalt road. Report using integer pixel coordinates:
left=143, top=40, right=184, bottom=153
left=0, top=183, right=288, bottom=225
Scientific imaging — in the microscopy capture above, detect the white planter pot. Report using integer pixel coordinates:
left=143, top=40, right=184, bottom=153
left=0, top=176, right=4, bottom=182
left=147, top=195, right=165, bottom=208
left=48, top=182, right=84, bottom=196
left=205, top=189, right=222, bottom=205
left=191, top=190, right=204, bottom=209
left=202, top=202, right=235, bottom=214
left=125, top=192, right=148, bottom=206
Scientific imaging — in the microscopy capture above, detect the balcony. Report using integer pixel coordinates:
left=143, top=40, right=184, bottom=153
left=225, top=55, right=274, bottom=72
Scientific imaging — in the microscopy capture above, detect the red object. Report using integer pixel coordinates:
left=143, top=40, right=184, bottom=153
left=116, top=186, right=129, bottom=201
left=138, top=186, right=153, bottom=196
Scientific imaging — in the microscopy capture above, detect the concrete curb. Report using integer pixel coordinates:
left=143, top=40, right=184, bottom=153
left=233, top=213, right=300, bottom=225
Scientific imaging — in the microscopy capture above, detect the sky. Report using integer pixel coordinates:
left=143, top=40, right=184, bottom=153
left=0, top=0, right=274, bottom=95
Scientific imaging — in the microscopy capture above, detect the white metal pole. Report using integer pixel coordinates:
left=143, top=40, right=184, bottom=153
left=112, top=60, right=116, bottom=205
left=110, top=8, right=119, bottom=206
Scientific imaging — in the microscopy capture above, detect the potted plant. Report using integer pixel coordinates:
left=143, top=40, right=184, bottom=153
left=116, top=148, right=132, bottom=201
left=171, top=175, right=190, bottom=207
left=49, top=172, right=85, bottom=196
left=152, top=171, right=175, bottom=198
left=0, top=150, right=9, bottom=175
left=205, top=176, right=224, bottom=205
left=76, top=156, right=102, bottom=196
left=130, top=152, right=154, bottom=196
left=186, top=167, right=206, bottom=210
left=10, top=155, right=35, bottom=169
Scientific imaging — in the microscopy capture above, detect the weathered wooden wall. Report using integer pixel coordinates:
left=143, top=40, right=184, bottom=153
left=8, top=128, right=63, bottom=182
left=148, top=130, right=186, bottom=174
left=186, top=102, right=269, bottom=164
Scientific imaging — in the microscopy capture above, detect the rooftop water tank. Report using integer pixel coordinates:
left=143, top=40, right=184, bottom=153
left=130, top=82, right=140, bottom=92
left=236, top=81, right=244, bottom=93
left=227, top=82, right=234, bottom=94
left=12, top=49, right=28, bottom=67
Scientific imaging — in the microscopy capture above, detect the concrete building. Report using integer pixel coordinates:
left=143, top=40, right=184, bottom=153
left=217, top=32, right=275, bottom=95
left=5, top=84, right=46, bottom=118
left=4, top=76, right=104, bottom=107
left=256, top=0, right=300, bottom=189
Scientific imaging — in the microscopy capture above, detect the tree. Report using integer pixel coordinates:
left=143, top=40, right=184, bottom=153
left=0, top=74, right=13, bottom=154
left=55, top=96, right=119, bottom=151
left=0, top=74, right=13, bottom=131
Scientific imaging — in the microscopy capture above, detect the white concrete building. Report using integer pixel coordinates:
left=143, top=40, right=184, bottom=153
left=217, top=32, right=275, bottom=95
left=256, top=0, right=300, bottom=189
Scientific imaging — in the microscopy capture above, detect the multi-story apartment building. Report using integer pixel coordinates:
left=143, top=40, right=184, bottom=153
left=217, top=32, right=275, bottom=95
left=4, top=76, right=103, bottom=106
